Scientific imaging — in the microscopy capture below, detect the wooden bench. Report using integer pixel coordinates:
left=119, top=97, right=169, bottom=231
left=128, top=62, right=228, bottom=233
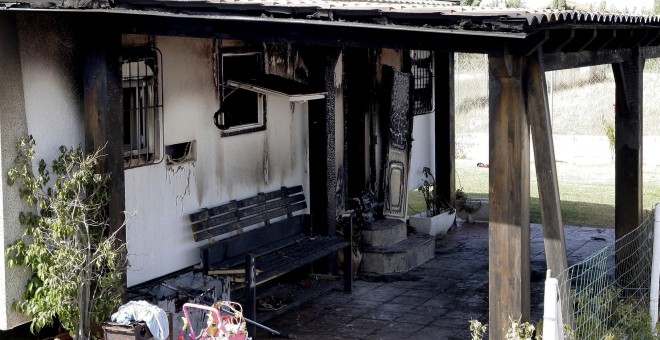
left=189, top=185, right=353, bottom=332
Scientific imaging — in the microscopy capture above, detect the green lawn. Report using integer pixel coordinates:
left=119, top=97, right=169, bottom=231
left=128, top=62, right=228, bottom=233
left=409, top=159, right=660, bottom=228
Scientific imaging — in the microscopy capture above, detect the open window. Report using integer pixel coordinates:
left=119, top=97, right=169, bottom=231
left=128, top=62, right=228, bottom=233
left=218, top=52, right=267, bottom=136
left=122, top=47, right=164, bottom=168
left=214, top=49, right=326, bottom=136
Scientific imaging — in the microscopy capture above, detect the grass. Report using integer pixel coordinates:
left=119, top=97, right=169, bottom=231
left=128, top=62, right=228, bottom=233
left=429, top=57, right=660, bottom=228
left=409, top=159, right=660, bottom=228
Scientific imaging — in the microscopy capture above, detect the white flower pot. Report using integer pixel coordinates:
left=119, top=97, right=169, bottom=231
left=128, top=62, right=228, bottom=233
left=409, top=210, right=456, bottom=236
left=456, top=199, right=489, bottom=223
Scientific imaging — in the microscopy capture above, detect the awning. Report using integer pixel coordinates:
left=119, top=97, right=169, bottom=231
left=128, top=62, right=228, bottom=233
left=226, top=75, right=326, bottom=102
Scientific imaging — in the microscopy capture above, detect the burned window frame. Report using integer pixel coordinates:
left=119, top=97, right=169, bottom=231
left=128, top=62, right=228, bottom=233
left=121, top=46, right=164, bottom=169
left=219, top=49, right=267, bottom=137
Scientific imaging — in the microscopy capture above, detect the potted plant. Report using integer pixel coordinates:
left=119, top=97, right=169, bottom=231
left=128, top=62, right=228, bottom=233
left=455, top=188, right=483, bottom=224
left=408, top=167, right=456, bottom=236
left=5, top=136, right=128, bottom=340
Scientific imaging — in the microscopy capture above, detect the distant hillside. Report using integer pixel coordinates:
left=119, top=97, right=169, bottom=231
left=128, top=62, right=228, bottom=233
left=454, top=54, right=660, bottom=136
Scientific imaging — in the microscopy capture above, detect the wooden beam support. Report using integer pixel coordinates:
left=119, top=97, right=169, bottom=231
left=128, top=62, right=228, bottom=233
left=641, top=45, right=660, bottom=59
left=434, top=51, right=455, bottom=205
left=81, top=24, right=126, bottom=291
left=612, top=49, right=644, bottom=287
left=544, top=49, right=631, bottom=71
left=523, top=50, right=571, bottom=321
left=524, top=50, right=568, bottom=278
left=488, top=52, right=531, bottom=339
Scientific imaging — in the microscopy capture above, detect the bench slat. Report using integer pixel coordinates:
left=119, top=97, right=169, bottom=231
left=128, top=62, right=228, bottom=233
left=256, top=237, right=346, bottom=273
left=189, top=186, right=303, bottom=223
left=207, top=234, right=307, bottom=270
left=206, top=236, right=348, bottom=283
left=258, top=239, right=348, bottom=283
left=191, top=193, right=306, bottom=235
left=192, top=201, right=307, bottom=242
left=199, top=215, right=306, bottom=270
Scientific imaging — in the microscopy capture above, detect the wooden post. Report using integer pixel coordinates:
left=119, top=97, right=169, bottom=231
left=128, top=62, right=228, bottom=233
left=434, top=51, right=456, bottom=204
left=245, top=253, right=257, bottom=337
left=612, top=49, right=644, bottom=287
left=81, top=25, right=125, bottom=291
left=524, top=50, right=571, bottom=323
left=488, top=52, right=531, bottom=339
left=299, top=47, right=342, bottom=236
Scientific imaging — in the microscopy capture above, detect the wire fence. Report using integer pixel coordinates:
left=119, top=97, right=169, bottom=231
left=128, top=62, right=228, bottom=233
left=553, top=208, right=657, bottom=339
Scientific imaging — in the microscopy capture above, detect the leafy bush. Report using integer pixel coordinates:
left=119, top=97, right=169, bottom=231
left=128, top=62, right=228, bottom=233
left=5, top=136, right=128, bottom=339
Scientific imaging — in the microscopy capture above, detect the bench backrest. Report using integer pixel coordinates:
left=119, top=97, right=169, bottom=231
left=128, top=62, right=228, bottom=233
left=189, top=185, right=307, bottom=242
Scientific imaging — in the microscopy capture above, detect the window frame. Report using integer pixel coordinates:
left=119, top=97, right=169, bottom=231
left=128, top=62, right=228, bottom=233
left=219, top=50, right=267, bottom=137
left=121, top=46, right=164, bottom=169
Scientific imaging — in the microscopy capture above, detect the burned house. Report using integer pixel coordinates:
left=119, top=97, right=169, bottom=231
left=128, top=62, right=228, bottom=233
left=1, top=0, right=659, bottom=337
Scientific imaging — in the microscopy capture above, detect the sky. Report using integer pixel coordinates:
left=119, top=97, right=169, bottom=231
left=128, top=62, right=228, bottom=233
left=519, top=0, right=654, bottom=14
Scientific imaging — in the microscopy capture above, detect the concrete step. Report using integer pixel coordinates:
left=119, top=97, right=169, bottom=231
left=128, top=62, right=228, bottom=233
left=359, top=233, right=435, bottom=275
left=361, top=218, right=407, bottom=247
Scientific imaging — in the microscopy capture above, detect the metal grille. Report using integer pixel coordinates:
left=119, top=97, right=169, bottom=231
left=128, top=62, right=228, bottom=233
left=121, top=46, right=164, bottom=169
left=410, top=50, right=434, bottom=116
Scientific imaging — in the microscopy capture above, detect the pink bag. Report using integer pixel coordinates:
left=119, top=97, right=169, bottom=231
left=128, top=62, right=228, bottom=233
left=180, top=302, right=249, bottom=340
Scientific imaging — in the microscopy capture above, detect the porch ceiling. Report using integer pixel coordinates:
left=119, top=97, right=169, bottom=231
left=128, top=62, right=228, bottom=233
left=2, top=1, right=660, bottom=62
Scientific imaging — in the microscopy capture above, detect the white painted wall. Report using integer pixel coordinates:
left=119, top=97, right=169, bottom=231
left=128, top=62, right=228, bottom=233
left=125, top=36, right=311, bottom=286
left=0, top=14, right=84, bottom=330
left=409, top=113, right=435, bottom=191
left=18, top=15, right=84, bottom=164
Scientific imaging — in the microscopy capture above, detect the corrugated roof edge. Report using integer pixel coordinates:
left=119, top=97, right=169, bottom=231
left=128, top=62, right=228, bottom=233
left=2, top=1, right=660, bottom=33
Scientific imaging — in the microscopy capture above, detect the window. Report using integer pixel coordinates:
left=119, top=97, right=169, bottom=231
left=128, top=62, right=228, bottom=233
left=122, top=47, right=163, bottom=168
left=409, top=50, right=434, bottom=116
left=166, top=140, right=196, bottom=165
left=218, top=52, right=266, bottom=136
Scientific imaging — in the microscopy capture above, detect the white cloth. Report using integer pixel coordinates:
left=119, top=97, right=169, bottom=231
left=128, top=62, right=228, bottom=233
left=111, top=300, right=170, bottom=340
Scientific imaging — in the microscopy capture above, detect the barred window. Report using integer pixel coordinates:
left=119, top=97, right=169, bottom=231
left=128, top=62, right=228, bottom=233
left=410, top=50, right=434, bottom=116
left=121, top=47, right=163, bottom=168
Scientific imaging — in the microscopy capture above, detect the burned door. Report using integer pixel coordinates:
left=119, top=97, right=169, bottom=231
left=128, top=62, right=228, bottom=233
left=381, top=66, right=414, bottom=218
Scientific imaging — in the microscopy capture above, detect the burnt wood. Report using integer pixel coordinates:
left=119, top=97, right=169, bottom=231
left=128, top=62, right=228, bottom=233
left=434, top=51, right=455, bottom=206
left=560, top=29, right=597, bottom=53
left=81, top=23, right=126, bottom=296
left=189, top=185, right=351, bottom=324
left=613, top=50, right=644, bottom=288
left=544, top=49, right=631, bottom=71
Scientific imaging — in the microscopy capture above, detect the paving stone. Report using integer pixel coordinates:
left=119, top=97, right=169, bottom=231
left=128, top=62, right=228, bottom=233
left=414, top=325, right=463, bottom=339
left=389, top=294, right=431, bottom=306
left=360, top=303, right=410, bottom=321
left=252, top=222, right=614, bottom=339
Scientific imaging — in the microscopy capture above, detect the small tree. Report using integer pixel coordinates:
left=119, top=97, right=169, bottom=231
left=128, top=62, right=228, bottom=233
left=5, top=136, right=128, bottom=340
left=552, top=0, right=567, bottom=10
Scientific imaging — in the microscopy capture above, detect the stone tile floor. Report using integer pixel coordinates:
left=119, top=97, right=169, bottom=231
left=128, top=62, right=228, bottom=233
left=257, top=221, right=614, bottom=340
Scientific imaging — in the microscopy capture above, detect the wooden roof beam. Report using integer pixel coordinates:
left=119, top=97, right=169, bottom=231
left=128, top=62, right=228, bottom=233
left=585, top=28, right=616, bottom=51
left=541, top=29, right=575, bottom=53
left=544, top=49, right=631, bottom=71
left=560, top=28, right=597, bottom=53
